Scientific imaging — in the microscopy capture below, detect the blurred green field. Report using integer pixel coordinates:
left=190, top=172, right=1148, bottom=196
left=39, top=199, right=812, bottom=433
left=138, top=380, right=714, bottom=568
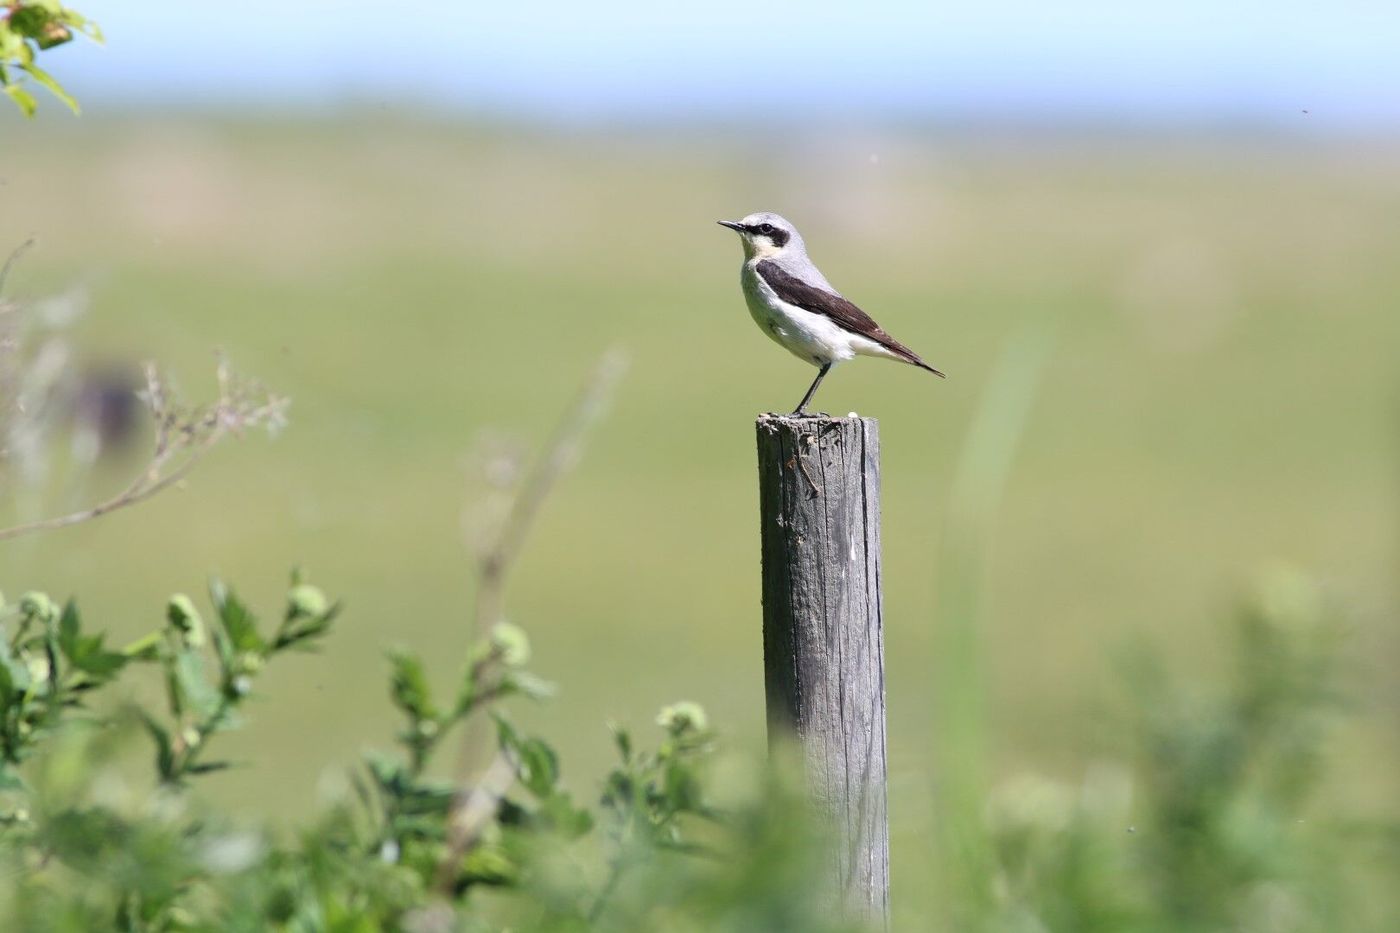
left=3, top=118, right=1399, bottom=926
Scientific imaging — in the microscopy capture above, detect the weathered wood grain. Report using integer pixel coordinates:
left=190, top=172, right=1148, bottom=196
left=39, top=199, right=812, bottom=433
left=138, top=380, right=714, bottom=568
left=755, top=413, right=890, bottom=924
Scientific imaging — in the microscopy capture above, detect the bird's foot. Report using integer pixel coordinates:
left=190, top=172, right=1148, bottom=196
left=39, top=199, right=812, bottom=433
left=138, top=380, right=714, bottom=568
left=786, top=410, right=831, bottom=419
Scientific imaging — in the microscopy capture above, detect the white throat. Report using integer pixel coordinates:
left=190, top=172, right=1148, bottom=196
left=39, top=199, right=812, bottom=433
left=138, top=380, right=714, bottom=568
left=743, top=238, right=787, bottom=261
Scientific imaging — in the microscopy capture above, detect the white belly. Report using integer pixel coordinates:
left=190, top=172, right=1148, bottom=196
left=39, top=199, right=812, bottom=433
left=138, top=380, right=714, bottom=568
left=740, top=263, right=894, bottom=367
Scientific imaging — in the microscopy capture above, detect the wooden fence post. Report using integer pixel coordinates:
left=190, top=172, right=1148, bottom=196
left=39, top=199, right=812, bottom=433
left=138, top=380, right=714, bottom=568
left=755, top=413, right=890, bottom=924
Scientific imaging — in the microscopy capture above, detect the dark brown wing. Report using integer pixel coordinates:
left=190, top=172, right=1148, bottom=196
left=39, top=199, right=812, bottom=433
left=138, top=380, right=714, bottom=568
left=756, top=260, right=945, bottom=377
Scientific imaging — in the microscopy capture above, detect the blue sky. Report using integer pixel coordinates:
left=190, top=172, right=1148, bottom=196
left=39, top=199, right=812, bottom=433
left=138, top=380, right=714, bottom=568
left=44, top=1, right=1400, bottom=128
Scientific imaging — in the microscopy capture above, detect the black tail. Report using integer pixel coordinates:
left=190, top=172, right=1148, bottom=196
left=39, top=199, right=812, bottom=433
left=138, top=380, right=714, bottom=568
left=912, top=357, right=947, bottom=379
left=893, top=346, right=946, bottom=378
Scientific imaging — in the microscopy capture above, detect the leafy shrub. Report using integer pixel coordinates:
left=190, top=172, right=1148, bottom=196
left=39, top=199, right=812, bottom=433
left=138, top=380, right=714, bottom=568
left=0, top=579, right=858, bottom=933
left=965, top=569, right=1400, bottom=933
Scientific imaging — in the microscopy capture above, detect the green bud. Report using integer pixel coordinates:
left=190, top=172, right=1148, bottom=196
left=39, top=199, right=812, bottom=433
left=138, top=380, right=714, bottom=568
left=287, top=584, right=329, bottom=618
left=19, top=592, right=56, bottom=622
left=181, top=727, right=202, bottom=750
left=490, top=623, right=530, bottom=666
left=236, top=652, right=264, bottom=676
left=167, top=594, right=205, bottom=646
left=25, top=656, right=50, bottom=684
left=656, top=701, right=708, bottom=735
left=416, top=719, right=439, bottom=740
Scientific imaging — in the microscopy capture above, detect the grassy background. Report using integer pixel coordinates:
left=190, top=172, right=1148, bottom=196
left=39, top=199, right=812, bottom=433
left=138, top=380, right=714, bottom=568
left=3, top=118, right=1399, bottom=926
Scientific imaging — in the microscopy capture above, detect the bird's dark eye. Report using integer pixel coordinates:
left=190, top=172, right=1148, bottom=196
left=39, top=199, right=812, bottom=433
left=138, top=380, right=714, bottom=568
left=757, top=223, right=775, bottom=235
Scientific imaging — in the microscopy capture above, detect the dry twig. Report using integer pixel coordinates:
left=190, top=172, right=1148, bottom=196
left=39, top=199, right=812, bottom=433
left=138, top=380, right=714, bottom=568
left=2, top=240, right=286, bottom=542
left=433, top=347, right=628, bottom=894
left=470, top=347, right=629, bottom=635
left=0, top=358, right=288, bottom=542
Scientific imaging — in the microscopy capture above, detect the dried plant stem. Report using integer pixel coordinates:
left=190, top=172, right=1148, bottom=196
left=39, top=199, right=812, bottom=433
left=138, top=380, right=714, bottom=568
left=432, top=752, right=517, bottom=893
left=435, top=347, right=628, bottom=894
left=0, top=443, right=210, bottom=542
left=471, top=347, right=629, bottom=635
left=0, top=239, right=35, bottom=302
left=0, top=360, right=287, bottom=543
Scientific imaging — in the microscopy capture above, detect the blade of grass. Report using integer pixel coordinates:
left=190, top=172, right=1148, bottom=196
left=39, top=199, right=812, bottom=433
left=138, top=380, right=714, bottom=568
left=933, top=328, right=1053, bottom=925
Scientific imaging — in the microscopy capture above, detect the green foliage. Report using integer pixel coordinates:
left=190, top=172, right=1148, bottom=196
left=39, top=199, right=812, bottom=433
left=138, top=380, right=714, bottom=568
left=2, top=566, right=1394, bottom=931
left=0, top=1, right=99, bottom=116
left=0, top=575, right=336, bottom=795
left=0, top=580, right=857, bottom=933
left=144, top=579, right=339, bottom=785
left=0, top=575, right=335, bottom=930
left=963, top=569, right=1400, bottom=933
left=0, top=590, right=131, bottom=773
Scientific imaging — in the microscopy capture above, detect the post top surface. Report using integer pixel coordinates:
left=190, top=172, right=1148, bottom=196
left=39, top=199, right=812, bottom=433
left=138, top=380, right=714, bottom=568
left=755, top=412, right=878, bottom=427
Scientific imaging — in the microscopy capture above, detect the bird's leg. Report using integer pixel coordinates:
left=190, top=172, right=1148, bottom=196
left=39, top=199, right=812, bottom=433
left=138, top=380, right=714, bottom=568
left=792, top=363, right=832, bottom=416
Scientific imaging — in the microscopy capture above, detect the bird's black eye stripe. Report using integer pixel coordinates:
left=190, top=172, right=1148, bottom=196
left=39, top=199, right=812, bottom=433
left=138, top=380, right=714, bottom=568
left=745, top=222, right=789, bottom=247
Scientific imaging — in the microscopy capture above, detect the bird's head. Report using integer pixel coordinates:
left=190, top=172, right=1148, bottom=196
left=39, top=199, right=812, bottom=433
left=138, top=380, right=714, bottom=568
left=718, top=212, right=801, bottom=260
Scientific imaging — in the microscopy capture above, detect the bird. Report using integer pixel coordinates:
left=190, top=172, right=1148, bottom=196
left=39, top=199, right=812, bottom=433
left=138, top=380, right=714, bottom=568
left=718, top=212, right=944, bottom=415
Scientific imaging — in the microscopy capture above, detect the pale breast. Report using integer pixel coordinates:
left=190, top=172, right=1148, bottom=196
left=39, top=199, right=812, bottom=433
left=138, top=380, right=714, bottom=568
left=739, top=262, right=856, bottom=366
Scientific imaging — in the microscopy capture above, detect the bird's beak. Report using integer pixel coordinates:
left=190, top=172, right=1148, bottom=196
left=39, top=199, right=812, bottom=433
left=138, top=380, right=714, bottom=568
left=717, top=220, right=745, bottom=232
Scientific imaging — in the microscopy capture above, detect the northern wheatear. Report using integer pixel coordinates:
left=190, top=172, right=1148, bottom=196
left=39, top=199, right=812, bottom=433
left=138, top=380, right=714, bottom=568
left=719, top=212, right=944, bottom=415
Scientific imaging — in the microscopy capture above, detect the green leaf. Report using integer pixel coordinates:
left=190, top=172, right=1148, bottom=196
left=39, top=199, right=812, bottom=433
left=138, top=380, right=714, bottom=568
left=272, top=603, right=338, bottom=652
left=6, top=7, right=53, bottom=40
left=493, top=713, right=520, bottom=749
left=537, top=790, right=595, bottom=839
left=494, top=715, right=559, bottom=797
left=19, top=61, right=76, bottom=113
left=209, top=579, right=265, bottom=656
left=364, top=751, right=405, bottom=790
left=388, top=650, right=437, bottom=721
left=67, top=639, right=126, bottom=678
left=57, top=9, right=103, bottom=44
left=611, top=723, right=632, bottom=763
left=516, top=737, right=559, bottom=797
left=0, top=35, right=23, bottom=65
left=662, top=760, right=703, bottom=813
left=172, top=647, right=221, bottom=720
left=57, top=601, right=126, bottom=679
left=0, top=636, right=31, bottom=704
left=460, top=845, right=519, bottom=886
left=140, top=713, right=175, bottom=781
left=601, top=770, right=635, bottom=810
left=4, top=84, right=36, bottom=118
left=58, top=600, right=80, bottom=649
